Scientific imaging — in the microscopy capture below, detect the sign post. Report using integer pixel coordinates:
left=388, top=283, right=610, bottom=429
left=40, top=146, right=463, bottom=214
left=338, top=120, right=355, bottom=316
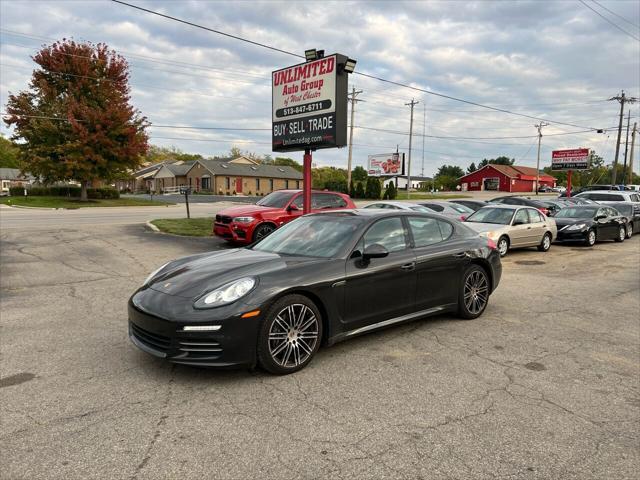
left=551, top=148, right=590, bottom=198
left=272, top=52, right=352, bottom=214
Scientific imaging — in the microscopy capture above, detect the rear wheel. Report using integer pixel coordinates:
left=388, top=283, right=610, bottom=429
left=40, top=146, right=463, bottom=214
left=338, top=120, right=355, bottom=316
left=615, top=225, right=626, bottom=243
left=257, top=295, right=323, bottom=375
left=252, top=223, right=275, bottom=242
left=585, top=229, right=596, bottom=247
left=497, top=236, right=509, bottom=257
left=458, top=265, right=490, bottom=320
left=537, top=232, right=552, bottom=252
left=626, top=223, right=633, bottom=239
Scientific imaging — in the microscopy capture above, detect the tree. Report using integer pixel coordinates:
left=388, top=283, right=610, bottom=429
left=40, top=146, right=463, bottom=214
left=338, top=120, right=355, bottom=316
left=479, top=156, right=515, bottom=168
left=355, top=181, right=365, bottom=199
left=436, top=165, right=465, bottom=178
left=349, top=179, right=355, bottom=197
left=466, top=162, right=477, bottom=174
left=4, top=40, right=148, bottom=200
left=272, top=157, right=302, bottom=172
left=144, top=145, right=202, bottom=164
left=0, top=135, right=21, bottom=168
left=352, top=165, right=368, bottom=182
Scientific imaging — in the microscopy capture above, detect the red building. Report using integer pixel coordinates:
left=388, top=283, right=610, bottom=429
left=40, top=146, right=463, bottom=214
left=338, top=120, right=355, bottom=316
left=458, top=164, right=556, bottom=192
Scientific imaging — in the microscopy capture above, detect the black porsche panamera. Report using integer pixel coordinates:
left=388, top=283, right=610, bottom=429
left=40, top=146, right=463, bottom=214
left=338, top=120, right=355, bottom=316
left=129, top=210, right=502, bottom=374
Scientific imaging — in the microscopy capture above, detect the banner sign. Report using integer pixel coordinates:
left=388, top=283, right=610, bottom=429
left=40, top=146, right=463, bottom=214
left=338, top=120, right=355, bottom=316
left=552, top=148, right=590, bottom=170
left=367, top=153, right=405, bottom=177
left=272, top=54, right=348, bottom=152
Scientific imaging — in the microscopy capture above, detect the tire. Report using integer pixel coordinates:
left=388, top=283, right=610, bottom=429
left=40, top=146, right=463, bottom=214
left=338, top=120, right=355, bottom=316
left=497, top=236, right=509, bottom=257
left=585, top=229, right=596, bottom=247
left=252, top=223, right=275, bottom=243
left=615, top=225, right=626, bottom=243
left=458, top=265, right=490, bottom=320
left=257, top=294, right=323, bottom=375
left=537, top=232, right=552, bottom=252
left=626, top=223, right=633, bottom=239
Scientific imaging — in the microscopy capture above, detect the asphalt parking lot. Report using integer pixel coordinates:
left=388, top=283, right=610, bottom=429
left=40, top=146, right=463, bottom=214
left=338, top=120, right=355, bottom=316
left=1, top=219, right=639, bottom=479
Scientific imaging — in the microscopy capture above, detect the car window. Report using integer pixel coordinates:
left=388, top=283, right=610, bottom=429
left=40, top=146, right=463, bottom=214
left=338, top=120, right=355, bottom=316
left=631, top=194, right=640, bottom=202
left=448, top=203, right=473, bottom=214
left=364, top=203, right=382, bottom=209
left=408, top=217, right=442, bottom=247
left=513, top=209, right=530, bottom=224
left=438, top=220, right=454, bottom=240
left=291, top=195, right=304, bottom=208
left=363, top=217, right=407, bottom=253
left=312, top=193, right=346, bottom=209
left=527, top=209, right=544, bottom=223
left=596, top=208, right=607, bottom=218
left=608, top=207, right=620, bottom=216
left=421, top=203, right=445, bottom=212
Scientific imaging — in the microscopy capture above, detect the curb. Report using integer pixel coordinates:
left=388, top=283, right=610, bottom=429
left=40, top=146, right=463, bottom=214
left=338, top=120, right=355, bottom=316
left=6, top=205, right=61, bottom=210
left=145, top=220, right=160, bottom=232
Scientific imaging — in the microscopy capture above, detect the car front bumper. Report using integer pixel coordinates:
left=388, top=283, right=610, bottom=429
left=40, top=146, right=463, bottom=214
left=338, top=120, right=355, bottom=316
left=213, top=222, right=253, bottom=244
left=555, top=229, right=589, bottom=242
left=128, top=297, right=261, bottom=368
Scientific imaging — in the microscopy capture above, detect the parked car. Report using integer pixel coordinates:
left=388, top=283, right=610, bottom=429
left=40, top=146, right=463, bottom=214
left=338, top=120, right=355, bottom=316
left=464, top=205, right=557, bottom=257
left=130, top=210, right=502, bottom=374
left=574, top=190, right=640, bottom=205
left=363, top=201, right=433, bottom=213
left=449, top=199, right=488, bottom=211
left=559, top=184, right=619, bottom=197
left=608, top=202, right=640, bottom=238
left=538, top=185, right=552, bottom=193
left=554, top=205, right=628, bottom=246
left=488, top=196, right=551, bottom=216
left=417, top=200, right=475, bottom=220
left=552, top=186, right=567, bottom=193
left=539, top=200, right=565, bottom=217
left=213, top=190, right=356, bottom=244
left=626, top=185, right=640, bottom=192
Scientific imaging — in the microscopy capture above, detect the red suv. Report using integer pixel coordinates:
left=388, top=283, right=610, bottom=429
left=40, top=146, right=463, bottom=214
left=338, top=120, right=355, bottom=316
left=213, top=190, right=356, bottom=244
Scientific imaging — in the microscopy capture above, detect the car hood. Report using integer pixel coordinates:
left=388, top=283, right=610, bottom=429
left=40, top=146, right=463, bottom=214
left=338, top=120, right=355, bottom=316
left=464, top=222, right=509, bottom=234
left=147, top=248, right=319, bottom=298
left=218, top=204, right=283, bottom=217
left=554, top=217, right=593, bottom=229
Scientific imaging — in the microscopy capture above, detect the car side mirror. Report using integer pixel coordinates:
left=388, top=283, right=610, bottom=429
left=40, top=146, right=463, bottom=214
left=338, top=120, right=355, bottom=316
left=594, top=214, right=605, bottom=220
left=288, top=203, right=299, bottom=211
left=362, top=244, right=389, bottom=262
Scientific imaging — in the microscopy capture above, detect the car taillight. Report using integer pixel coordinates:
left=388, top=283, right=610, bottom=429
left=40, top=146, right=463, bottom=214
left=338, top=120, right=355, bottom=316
left=539, top=207, right=549, bottom=216
left=487, top=238, right=497, bottom=250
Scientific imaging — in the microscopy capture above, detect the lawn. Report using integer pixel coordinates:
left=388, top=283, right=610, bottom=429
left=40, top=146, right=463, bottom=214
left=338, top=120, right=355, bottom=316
left=150, top=218, right=213, bottom=237
left=0, top=196, right=173, bottom=209
left=394, top=191, right=471, bottom=200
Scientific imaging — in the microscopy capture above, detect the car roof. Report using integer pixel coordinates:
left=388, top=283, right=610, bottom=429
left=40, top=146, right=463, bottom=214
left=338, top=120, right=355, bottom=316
left=312, top=208, right=452, bottom=219
left=478, top=204, right=526, bottom=210
left=367, top=200, right=424, bottom=208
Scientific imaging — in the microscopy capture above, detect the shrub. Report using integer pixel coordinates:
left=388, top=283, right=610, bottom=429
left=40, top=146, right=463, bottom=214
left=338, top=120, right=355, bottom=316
left=9, top=186, right=26, bottom=196
left=18, top=186, right=119, bottom=199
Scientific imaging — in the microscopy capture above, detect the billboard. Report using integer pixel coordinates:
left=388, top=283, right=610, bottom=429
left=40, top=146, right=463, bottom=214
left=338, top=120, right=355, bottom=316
left=368, top=153, right=405, bottom=177
left=552, top=148, right=590, bottom=170
left=272, top=54, right=348, bottom=152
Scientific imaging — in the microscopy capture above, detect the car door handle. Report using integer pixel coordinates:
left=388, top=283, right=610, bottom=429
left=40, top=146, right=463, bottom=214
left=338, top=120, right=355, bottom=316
left=452, top=252, right=467, bottom=258
left=400, top=262, right=416, bottom=271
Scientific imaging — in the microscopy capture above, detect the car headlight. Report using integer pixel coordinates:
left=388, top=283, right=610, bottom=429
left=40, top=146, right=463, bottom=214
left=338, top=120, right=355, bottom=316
left=566, top=223, right=587, bottom=231
left=479, top=231, right=499, bottom=239
left=144, top=262, right=169, bottom=286
left=195, top=277, right=256, bottom=309
left=233, top=216, right=255, bottom=223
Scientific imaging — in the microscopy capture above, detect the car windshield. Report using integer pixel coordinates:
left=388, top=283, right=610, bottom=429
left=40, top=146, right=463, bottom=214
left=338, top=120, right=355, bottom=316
left=252, top=215, right=362, bottom=258
left=409, top=206, right=432, bottom=212
left=256, top=191, right=295, bottom=208
left=465, top=207, right=515, bottom=225
left=555, top=207, right=598, bottom=218
left=448, top=203, right=474, bottom=213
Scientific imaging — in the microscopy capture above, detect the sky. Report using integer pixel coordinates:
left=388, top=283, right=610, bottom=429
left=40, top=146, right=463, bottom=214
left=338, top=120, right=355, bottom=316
left=1, top=0, right=639, bottom=177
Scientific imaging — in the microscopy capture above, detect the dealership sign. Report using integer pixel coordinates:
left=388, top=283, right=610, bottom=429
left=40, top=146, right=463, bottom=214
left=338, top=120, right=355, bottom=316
left=368, top=153, right=405, bottom=177
left=272, top=54, right=348, bottom=152
left=552, top=148, right=590, bottom=170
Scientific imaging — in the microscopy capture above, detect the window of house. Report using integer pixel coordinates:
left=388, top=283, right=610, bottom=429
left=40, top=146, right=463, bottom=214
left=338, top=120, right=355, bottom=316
left=225, top=177, right=230, bottom=189
left=255, top=178, right=260, bottom=190
left=269, top=179, right=274, bottom=191
left=285, top=180, right=290, bottom=189
left=296, top=180, right=300, bottom=189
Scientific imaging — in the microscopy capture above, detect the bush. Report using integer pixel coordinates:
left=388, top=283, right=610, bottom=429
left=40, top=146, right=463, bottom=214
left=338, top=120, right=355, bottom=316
left=9, top=186, right=26, bottom=196
left=18, top=186, right=119, bottom=199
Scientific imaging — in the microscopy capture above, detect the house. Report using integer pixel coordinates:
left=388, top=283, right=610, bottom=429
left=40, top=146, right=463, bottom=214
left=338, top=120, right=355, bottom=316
left=458, top=164, right=556, bottom=192
left=0, top=168, right=33, bottom=195
left=383, top=175, right=433, bottom=190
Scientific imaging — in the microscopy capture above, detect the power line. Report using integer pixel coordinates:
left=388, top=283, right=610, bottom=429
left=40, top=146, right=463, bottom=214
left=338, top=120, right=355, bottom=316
left=110, top=0, right=607, bottom=131
left=591, top=0, right=640, bottom=29
left=578, top=0, right=640, bottom=41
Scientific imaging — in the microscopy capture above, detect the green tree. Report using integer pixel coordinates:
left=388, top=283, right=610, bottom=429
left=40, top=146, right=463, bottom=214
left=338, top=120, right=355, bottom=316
left=4, top=40, right=148, bottom=200
left=436, top=165, right=465, bottom=178
left=479, top=156, right=515, bottom=168
left=144, top=145, right=202, bottom=164
left=352, top=165, right=368, bottom=182
left=0, top=134, right=21, bottom=168
left=466, top=162, right=477, bottom=174
left=355, top=181, right=365, bottom=198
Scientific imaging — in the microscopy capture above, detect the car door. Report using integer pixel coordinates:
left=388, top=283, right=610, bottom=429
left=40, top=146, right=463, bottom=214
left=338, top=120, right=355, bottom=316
left=344, top=216, right=416, bottom=328
left=594, top=207, right=616, bottom=239
left=509, top=208, right=533, bottom=246
left=526, top=208, right=546, bottom=243
left=408, top=216, right=467, bottom=311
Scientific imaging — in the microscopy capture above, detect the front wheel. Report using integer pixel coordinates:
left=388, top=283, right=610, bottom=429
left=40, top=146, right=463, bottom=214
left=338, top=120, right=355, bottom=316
left=252, top=223, right=275, bottom=242
left=458, top=265, right=490, bottom=320
left=497, top=236, right=509, bottom=257
left=537, top=232, right=552, bottom=252
left=626, top=223, right=633, bottom=239
left=585, top=229, right=596, bottom=247
left=257, top=295, right=323, bottom=375
left=615, top=225, right=626, bottom=243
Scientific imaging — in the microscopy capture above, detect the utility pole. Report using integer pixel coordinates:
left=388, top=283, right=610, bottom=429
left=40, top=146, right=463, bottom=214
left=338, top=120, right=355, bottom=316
left=629, top=122, right=637, bottom=182
left=622, top=110, right=631, bottom=184
left=405, top=98, right=419, bottom=200
left=346, top=87, right=363, bottom=189
left=609, top=90, right=637, bottom=185
left=421, top=103, right=426, bottom=178
left=534, top=122, right=548, bottom=195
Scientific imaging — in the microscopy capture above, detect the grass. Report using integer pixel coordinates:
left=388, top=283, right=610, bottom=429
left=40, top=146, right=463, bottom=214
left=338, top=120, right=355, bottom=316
left=394, top=191, right=471, bottom=200
left=0, top=196, right=173, bottom=209
left=150, top=218, right=213, bottom=237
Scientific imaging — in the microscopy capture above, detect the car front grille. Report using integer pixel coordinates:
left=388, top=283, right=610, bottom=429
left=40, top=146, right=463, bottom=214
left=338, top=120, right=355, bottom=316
left=131, top=323, right=171, bottom=353
left=215, top=215, right=233, bottom=224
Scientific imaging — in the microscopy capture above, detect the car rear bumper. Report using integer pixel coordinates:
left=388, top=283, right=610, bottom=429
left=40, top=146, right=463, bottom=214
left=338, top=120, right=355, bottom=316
left=128, top=300, right=260, bottom=368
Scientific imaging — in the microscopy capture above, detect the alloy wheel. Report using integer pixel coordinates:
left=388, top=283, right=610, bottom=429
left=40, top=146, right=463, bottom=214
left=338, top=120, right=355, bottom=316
left=618, top=226, right=626, bottom=242
left=463, top=270, right=489, bottom=315
left=587, top=230, right=596, bottom=246
left=254, top=224, right=275, bottom=241
left=626, top=224, right=633, bottom=239
left=268, top=304, right=319, bottom=368
left=542, top=234, right=551, bottom=251
left=498, top=238, right=508, bottom=257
